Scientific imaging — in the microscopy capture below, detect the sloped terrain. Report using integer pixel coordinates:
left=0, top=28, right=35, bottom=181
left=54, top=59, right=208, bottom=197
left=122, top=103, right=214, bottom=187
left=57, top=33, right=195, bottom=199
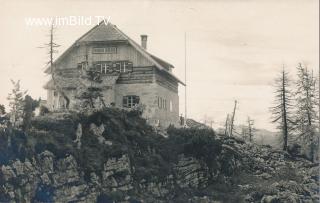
left=0, top=108, right=318, bottom=202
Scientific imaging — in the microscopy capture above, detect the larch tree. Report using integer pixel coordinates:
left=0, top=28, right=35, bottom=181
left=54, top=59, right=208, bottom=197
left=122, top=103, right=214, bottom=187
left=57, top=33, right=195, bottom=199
left=7, top=80, right=27, bottom=127
left=40, top=23, right=70, bottom=109
left=294, top=63, right=318, bottom=162
left=270, top=67, right=294, bottom=151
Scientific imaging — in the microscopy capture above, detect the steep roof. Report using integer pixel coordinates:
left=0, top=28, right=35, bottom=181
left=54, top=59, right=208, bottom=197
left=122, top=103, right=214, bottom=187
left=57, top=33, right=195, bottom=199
left=77, top=22, right=127, bottom=42
left=46, top=22, right=185, bottom=85
left=150, top=54, right=174, bottom=70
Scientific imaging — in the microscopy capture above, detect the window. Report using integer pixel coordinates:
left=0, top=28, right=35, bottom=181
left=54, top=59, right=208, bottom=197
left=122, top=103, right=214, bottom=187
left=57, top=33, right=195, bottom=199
left=157, top=96, right=167, bottom=110
left=92, top=47, right=106, bottom=54
left=101, top=63, right=112, bottom=74
left=53, top=91, right=58, bottom=96
left=77, top=62, right=87, bottom=71
left=105, top=47, right=117, bottom=54
left=123, top=96, right=140, bottom=108
left=93, top=61, right=133, bottom=74
left=92, top=47, right=117, bottom=54
left=169, top=101, right=173, bottom=112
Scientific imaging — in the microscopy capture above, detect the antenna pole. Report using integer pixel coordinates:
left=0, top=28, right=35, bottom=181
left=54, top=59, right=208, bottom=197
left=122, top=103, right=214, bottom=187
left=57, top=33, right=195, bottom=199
left=184, top=32, right=187, bottom=126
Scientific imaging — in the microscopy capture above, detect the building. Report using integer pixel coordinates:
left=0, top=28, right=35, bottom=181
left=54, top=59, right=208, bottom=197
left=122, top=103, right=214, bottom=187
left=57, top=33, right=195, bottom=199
left=44, top=22, right=184, bottom=128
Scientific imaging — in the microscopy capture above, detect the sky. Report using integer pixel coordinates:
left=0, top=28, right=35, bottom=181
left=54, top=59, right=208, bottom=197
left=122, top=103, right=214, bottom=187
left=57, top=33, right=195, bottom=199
left=0, top=0, right=318, bottom=131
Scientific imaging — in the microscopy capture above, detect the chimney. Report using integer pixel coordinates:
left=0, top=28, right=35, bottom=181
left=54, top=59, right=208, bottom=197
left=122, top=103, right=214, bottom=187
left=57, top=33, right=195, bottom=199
left=141, top=35, right=148, bottom=49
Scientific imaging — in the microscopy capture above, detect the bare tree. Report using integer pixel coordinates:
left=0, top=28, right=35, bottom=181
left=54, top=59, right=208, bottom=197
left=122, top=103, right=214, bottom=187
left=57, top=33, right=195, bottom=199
left=270, top=66, right=294, bottom=151
left=241, top=125, right=248, bottom=141
left=224, top=114, right=230, bottom=136
left=40, top=23, right=70, bottom=109
left=247, top=116, right=254, bottom=142
left=229, top=100, right=237, bottom=137
left=294, top=63, right=318, bottom=162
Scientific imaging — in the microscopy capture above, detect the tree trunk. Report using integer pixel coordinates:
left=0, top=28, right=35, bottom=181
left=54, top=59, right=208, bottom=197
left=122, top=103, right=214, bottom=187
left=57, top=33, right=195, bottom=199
left=282, top=70, right=288, bottom=151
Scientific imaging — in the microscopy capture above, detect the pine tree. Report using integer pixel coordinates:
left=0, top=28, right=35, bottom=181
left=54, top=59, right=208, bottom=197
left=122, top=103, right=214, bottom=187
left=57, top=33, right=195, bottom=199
left=0, top=104, right=6, bottom=126
left=7, top=80, right=27, bottom=127
left=77, top=69, right=106, bottom=109
left=270, top=67, right=294, bottom=151
left=294, top=63, right=318, bottom=162
left=22, top=95, right=40, bottom=131
left=0, top=104, right=5, bottom=116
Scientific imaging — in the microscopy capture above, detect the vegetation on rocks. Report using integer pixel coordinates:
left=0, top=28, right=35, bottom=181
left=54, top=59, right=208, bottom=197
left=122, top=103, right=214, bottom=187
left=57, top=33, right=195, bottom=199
left=0, top=108, right=319, bottom=202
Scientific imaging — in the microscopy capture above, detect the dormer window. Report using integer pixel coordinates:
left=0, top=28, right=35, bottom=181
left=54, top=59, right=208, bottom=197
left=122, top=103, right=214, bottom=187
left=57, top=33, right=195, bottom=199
left=92, top=47, right=117, bottom=54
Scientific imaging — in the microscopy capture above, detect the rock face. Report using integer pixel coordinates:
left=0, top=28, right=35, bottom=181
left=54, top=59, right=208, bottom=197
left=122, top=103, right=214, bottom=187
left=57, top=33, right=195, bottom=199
left=0, top=109, right=318, bottom=202
left=1, top=141, right=318, bottom=202
left=1, top=151, right=91, bottom=202
left=175, top=155, right=209, bottom=188
left=0, top=152, right=218, bottom=202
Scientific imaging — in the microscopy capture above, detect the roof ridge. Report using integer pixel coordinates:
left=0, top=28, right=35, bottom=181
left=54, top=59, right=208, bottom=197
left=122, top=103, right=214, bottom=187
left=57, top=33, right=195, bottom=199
left=45, top=22, right=185, bottom=85
left=111, top=25, right=167, bottom=70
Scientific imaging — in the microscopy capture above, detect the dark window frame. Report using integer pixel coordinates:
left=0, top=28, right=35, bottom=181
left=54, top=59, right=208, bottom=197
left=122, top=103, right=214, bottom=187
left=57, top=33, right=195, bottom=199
left=123, top=95, right=140, bottom=108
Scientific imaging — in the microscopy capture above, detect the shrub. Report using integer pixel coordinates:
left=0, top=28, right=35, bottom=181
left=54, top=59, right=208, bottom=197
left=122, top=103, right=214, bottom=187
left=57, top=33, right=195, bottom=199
left=32, top=184, right=54, bottom=203
left=166, top=127, right=222, bottom=173
left=39, top=106, right=49, bottom=116
left=288, top=143, right=302, bottom=157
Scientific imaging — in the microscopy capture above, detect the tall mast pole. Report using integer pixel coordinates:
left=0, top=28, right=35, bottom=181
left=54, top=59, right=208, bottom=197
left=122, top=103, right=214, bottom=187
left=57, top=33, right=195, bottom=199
left=318, top=65, right=320, bottom=152
left=318, top=65, right=320, bottom=135
left=184, top=32, right=187, bottom=126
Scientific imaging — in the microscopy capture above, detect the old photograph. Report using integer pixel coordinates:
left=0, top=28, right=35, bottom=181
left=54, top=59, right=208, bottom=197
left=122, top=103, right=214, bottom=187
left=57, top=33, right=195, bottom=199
left=0, top=0, right=319, bottom=202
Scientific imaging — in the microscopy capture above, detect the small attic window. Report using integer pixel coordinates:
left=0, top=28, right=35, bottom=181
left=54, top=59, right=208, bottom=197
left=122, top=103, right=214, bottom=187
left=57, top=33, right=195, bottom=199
left=92, top=47, right=117, bottom=54
left=92, top=47, right=105, bottom=54
left=105, top=47, right=117, bottom=54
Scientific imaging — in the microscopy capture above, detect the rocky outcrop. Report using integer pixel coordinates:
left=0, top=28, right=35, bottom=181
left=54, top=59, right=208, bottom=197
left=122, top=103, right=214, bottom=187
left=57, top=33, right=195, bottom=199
left=0, top=151, right=92, bottom=202
left=0, top=151, right=220, bottom=202
left=0, top=108, right=318, bottom=202
left=101, top=154, right=133, bottom=191
left=175, top=155, right=210, bottom=188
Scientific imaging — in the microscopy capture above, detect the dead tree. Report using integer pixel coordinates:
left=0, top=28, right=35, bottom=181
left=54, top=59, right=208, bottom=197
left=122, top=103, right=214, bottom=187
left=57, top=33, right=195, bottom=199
left=224, top=114, right=230, bottom=136
left=40, top=24, right=70, bottom=109
left=247, top=117, right=254, bottom=142
left=229, top=100, right=237, bottom=137
left=270, top=66, right=294, bottom=151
